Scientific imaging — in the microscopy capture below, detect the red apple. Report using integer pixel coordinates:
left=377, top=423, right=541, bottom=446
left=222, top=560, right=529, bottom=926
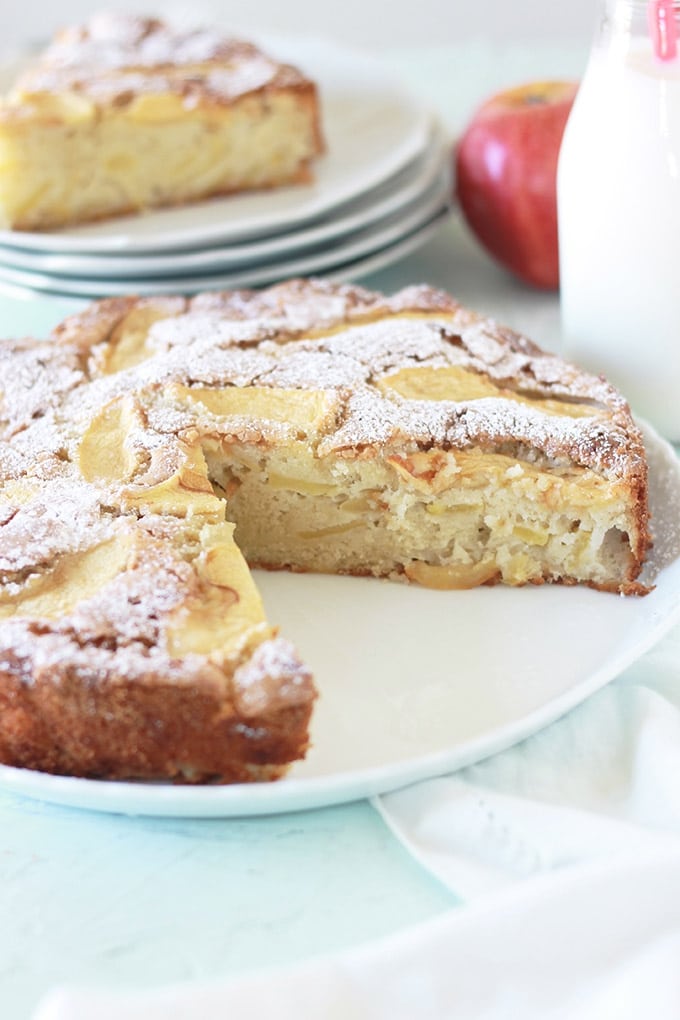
left=454, top=80, right=578, bottom=290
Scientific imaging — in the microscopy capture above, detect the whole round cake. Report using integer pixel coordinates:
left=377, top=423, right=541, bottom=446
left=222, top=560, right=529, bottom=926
left=0, top=279, right=650, bottom=782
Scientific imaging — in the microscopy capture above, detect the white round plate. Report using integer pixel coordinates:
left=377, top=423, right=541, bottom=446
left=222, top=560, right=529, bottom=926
left=0, top=36, right=433, bottom=255
left=0, top=212, right=451, bottom=305
left=1, top=423, right=678, bottom=817
left=0, top=184, right=452, bottom=297
left=0, top=131, right=449, bottom=278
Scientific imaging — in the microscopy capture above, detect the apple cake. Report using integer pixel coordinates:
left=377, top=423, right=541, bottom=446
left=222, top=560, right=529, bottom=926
left=0, top=13, right=324, bottom=231
left=0, top=279, right=650, bottom=782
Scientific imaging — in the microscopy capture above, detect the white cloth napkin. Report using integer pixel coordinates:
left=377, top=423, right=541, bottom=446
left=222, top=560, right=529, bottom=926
left=375, top=624, right=680, bottom=899
left=32, top=624, right=680, bottom=1019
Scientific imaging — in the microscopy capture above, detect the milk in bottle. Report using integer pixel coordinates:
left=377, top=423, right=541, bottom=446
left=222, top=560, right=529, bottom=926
left=558, top=0, right=680, bottom=439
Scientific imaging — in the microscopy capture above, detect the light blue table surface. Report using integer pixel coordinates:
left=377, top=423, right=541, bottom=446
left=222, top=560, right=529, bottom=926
left=0, top=41, right=593, bottom=1020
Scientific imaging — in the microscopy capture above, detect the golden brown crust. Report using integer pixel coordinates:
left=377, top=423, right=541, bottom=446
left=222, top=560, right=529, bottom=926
left=0, top=652, right=314, bottom=783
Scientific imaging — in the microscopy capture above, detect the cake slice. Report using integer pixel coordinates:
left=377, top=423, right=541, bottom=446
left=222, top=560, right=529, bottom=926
left=0, top=13, right=324, bottom=231
left=0, top=481, right=314, bottom=782
left=0, top=280, right=650, bottom=783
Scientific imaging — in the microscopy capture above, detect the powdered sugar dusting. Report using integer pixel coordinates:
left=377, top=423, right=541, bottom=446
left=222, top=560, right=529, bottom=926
left=0, top=481, right=109, bottom=581
left=0, top=340, right=84, bottom=439
left=190, top=277, right=383, bottom=327
left=233, top=638, right=315, bottom=716
left=78, top=286, right=641, bottom=478
left=308, top=318, right=453, bottom=378
left=147, top=313, right=273, bottom=353
left=0, top=279, right=647, bottom=493
left=10, top=13, right=309, bottom=107
left=455, top=319, right=622, bottom=406
left=56, top=515, right=193, bottom=650
left=0, top=510, right=222, bottom=685
left=258, top=349, right=367, bottom=390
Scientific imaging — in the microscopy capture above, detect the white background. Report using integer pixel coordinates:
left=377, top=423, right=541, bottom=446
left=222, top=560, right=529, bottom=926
left=3, top=1, right=597, bottom=53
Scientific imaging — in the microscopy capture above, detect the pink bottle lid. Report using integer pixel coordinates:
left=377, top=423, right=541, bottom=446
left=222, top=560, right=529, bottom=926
left=648, top=0, right=678, bottom=60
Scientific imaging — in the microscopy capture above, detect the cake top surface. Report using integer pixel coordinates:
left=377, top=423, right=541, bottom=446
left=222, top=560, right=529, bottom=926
left=0, top=278, right=647, bottom=488
left=3, top=12, right=312, bottom=111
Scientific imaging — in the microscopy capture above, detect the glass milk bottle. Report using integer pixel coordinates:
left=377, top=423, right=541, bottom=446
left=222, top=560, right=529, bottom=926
left=558, top=0, right=680, bottom=439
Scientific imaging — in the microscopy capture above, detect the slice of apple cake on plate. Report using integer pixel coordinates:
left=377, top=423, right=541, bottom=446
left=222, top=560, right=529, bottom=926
left=0, top=12, right=324, bottom=230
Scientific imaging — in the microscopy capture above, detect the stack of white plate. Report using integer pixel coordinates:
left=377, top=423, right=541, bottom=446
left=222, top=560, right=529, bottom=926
left=0, top=37, right=452, bottom=299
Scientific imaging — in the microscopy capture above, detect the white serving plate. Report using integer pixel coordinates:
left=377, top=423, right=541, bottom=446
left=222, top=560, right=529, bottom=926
left=0, top=36, right=434, bottom=254
left=0, top=213, right=451, bottom=304
left=1, top=423, right=678, bottom=818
